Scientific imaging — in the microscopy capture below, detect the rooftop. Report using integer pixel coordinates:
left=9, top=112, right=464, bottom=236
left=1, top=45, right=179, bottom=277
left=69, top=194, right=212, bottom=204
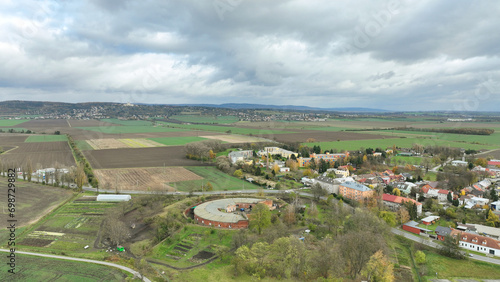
left=340, top=181, right=371, bottom=192
left=194, top=198, right=264, bottom=223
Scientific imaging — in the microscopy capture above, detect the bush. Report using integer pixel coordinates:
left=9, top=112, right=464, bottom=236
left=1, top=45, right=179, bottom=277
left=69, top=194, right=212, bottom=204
left=414, top=250, right=426, bottom=264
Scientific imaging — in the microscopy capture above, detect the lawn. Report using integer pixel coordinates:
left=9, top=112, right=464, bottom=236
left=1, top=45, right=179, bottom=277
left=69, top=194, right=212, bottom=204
left=0, top=254, right=130, bottom=281
left=173, top=166, right=261, bottom=192
left=170, top=115, right=239, bottom=124
left=0, top=119, right=29, bottom=126
left=157, top=122, right=295, bottom=135
left=25, top=135, right=68, bottom=142
left=391, top=156, right=424, bottom=165
left=76, top=126, right=188, bottom=134
left=148, top=136, right=208, bottom=146
left=304, top=137, right=497, bottom=152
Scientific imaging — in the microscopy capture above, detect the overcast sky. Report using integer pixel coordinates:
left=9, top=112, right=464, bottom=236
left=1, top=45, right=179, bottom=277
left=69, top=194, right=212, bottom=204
left=1, top=0, right=499, bottom=111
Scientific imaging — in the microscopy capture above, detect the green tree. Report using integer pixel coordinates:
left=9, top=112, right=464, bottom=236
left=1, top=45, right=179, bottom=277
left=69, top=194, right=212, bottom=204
left=415, top=250, right=426, bottom=265
left=447, top=191, right=453, bottom=202
left=249, top=203, right=271, bottom=235
left=392, top=188, right=401, bottom=196
left=233, top=169, right=243, bottom=178
left=439, top=234, right=464, bottom=259
left=362, top=250, right=394, bottom=282
left=486, top=209, right=500, bottom=227
left=311, top=183, right=326, bottom=200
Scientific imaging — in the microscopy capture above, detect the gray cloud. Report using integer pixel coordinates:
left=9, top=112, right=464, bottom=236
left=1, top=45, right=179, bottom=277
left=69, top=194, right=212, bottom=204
left=0, top=0, right=499, bottom=111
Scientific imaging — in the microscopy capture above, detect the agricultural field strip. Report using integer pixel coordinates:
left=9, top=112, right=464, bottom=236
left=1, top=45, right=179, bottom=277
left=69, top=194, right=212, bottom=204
left=0, top=119, right=30, bottom=126
left=170, top=115, right=239, bottom=124
left=25, top=135, right=68, bottom=142
left=156, top=121, right=297, bottom=135
left=76, top=125, right=190, bottom=134
left=0, top=250, right=148, bottom=281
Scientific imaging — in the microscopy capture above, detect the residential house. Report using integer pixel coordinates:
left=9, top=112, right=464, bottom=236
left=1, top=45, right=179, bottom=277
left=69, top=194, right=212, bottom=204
left=228, top=150, right=253, bottom=164
left=394, top=182, right=418, bottom=195
left=313, top=175, right=338, bottom=194
left=421, top=185, right=453, bottom=202
left=452, top=160, right=468, bottom=166
left=459, top=195, right=489, bottom=209
left=339, top=181, right=373, bottom=201
left=452, top=229, right=500, bottom=256
left=297, top=152, right=348, bottom=167
left=435, top=226, right=452, bottom=241
left=382, top=194, right=423, bottom=216
left=457, top=223, right=500, bottom=240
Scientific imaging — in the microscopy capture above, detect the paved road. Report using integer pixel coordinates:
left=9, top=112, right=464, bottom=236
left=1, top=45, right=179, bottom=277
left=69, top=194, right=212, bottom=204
left=0, top=249, right=151, bottom=281
left=390, top=228, right=500, bottom=266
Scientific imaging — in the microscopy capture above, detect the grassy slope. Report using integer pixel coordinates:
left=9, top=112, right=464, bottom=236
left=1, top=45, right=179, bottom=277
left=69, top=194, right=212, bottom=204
left=0, top=254, right=129, bottom=281
left=174, top=167, right=261, bottom=191
left=25, top=135, right=68, bottom=142
left=148, top=136, right=208, bottom=146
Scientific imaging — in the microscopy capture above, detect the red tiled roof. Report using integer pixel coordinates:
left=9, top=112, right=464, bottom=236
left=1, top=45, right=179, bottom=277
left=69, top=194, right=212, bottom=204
left=421, top=185, right=431, bottom=193
left=488, top=161, right=500, bottom=166
left=452, top=229, right=500, bottom=250
left=438, top=189, right=450, bottom=195
left=382, top=194, right=422, bottom=206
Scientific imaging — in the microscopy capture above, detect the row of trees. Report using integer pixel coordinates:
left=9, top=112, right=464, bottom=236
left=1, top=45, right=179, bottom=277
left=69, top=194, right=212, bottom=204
left=67, top=134, right=96, bottom=189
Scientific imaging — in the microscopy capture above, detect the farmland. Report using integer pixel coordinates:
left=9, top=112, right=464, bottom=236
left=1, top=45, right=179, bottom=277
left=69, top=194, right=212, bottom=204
left=94, top=167, right=203, bottom=191
left=170, top=115, right=239, bottom=124
left=148, top=136, right=209, bottom=146
left=0, top=141, right=76, bottom=168
left=77, top=125, right=189, bottom=134
left=86, top=138, right=163, bottom=150
left=0, top=119, right=29, bottom=126
left=84, top=146, right=208, bottom=169
left=25, top=135, right=68, bottom=142
left=0, top=182, right=74, bottom=244
left=199, top=135, right=269, bottom=143
left=19, top=198, right=117, bottom=254
left=173, top=166, right=261, bottom=192
left=157, top=121, right=295, bottom=135
left=304, top=136, right=498, bottom=152
left=0, top=254, right=129, bottom=281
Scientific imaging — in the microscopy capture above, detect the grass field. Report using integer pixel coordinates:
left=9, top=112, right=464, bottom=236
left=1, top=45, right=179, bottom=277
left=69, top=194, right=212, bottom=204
left=75, top=140, right=94, bottom=151
left=77, top=126, right=188, bottom=134
left=304, top=137, right=498, bottom=151
left=100, top=118, right=154, bottom=126
left=0, top=254, right=129, bottom=281
left=422, top=251, right=500, bottom=281
left=170, top=115, right=239, bottom=124
left=0, top=119, right=29, bottom=126
left=25, top=135, right=68, bottom=142
left=157, top=122, right=295, bottom=135
left=148, top=136, right=208, bottom=146
left=391, top=156, right=424, bottom=165
left=174, top=167, right=261, bottom=192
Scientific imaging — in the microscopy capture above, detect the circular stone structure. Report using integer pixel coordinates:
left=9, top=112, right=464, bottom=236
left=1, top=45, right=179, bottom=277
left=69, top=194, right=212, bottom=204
left=193, top=198, right=273, bottom=229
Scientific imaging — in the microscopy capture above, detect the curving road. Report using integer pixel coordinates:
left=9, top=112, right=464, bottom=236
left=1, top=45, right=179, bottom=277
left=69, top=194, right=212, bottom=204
left=0, top=249, right=151, bottom=282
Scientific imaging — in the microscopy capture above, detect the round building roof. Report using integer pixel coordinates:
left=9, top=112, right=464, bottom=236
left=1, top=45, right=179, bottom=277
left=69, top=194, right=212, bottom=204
left=194, top=198, right=263, bottom=223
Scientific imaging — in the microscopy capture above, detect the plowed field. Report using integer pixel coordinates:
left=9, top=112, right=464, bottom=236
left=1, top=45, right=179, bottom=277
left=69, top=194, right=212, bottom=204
left=95, top=167, right=203, bottom=191
left=0, top=141, right=75, bottom=168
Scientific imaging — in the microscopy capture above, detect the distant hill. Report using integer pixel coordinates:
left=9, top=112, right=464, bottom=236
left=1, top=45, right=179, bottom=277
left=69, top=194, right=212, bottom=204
left=173, top=103, right=389, bottom=112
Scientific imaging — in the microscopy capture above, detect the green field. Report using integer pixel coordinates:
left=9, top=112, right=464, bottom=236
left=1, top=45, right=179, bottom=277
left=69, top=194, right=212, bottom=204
left=157, top=122, right=295, bottom=135
left=0, top=119, right=29, bottom=126
left=100, top=118, right=154, bottom=126
left=422, top=251, right=500, bottom=281
left=304, top=137, right=498, bottom=152
left=75, top=140, right=94, bottom=151
left=170, top=115, right=239, bottom=124
left=364, top=130, right=500, bottom=146
left=174, top=166, right=261, bottom=192
left=0, top=254, right=129, bottom=281
left=77, top=126, right=188, bottom=134
left=391, top=156, right=424, bottom=165
left=25, top=135, right=68, bottom=142
left=148, top=136, right=208, bottom=146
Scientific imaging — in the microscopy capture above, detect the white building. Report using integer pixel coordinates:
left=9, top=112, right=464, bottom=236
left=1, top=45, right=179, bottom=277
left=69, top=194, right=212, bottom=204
left=452, top=160, right=468, bottom=166
left=456, top=231, right=500, bottom=256
left=96, top=194, right=132, bottom=202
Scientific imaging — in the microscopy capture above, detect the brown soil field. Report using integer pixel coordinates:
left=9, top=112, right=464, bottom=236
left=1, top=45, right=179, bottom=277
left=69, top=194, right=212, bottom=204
left=66, top=119, right=118, bottom=127
left=0, top=142, right=76, bottom=168
left=0, top=134, right=28, bottom=144
left=95, top=167, right=203, bottom=191
left=0, top=182, right=74, bottom=228
left=477, top=149, right=500, bottom=159
left=265, top=130, right=392, bottom=143
left=84, top=146, right=212, bottom=169
left=19, top=119, right=70, bottom=128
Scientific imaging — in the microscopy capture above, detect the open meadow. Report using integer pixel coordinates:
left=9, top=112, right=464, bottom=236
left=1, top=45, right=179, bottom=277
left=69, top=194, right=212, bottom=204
left=173, top=166, right=261, bottom=192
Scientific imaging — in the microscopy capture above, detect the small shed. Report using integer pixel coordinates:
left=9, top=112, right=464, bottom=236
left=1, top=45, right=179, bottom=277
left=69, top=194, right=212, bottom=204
left=96, top=194, right=131, bottom=202
left=421, top=216, right=440, bottom=225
